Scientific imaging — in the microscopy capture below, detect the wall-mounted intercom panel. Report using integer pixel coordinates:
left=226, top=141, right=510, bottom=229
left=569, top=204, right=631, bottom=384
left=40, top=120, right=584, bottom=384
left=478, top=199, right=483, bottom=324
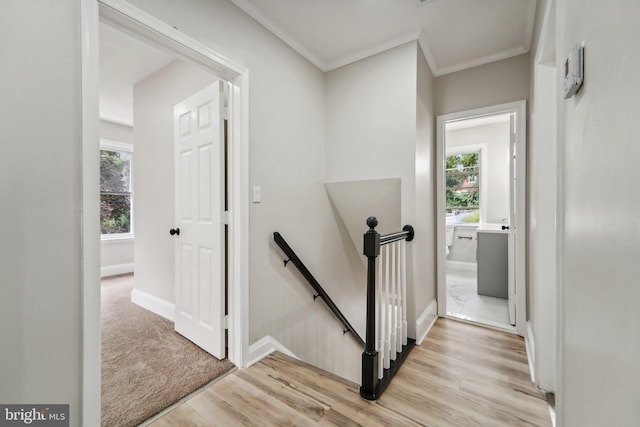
left=563, top=44, right=584, bottom=99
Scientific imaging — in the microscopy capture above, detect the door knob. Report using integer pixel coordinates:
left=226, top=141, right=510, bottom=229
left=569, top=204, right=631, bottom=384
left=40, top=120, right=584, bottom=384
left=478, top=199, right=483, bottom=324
left=501, top=225, right=510, bottom=230
left=169, top=228, right=180, bottom=236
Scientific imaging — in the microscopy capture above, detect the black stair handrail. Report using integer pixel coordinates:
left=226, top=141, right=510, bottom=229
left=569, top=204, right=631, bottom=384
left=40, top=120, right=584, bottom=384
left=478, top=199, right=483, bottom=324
left=273, top=232, right=365, bottom=347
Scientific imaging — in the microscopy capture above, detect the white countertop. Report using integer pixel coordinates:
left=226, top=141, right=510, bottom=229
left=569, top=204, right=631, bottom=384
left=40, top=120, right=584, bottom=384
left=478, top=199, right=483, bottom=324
left=476, top=223, right=509, bottom=233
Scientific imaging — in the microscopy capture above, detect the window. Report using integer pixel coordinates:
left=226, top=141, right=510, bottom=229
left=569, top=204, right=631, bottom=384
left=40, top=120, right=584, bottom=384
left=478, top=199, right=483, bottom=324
left=446, top=152, right=480, bottom=223
left=100, top=140, right=133, bottom=238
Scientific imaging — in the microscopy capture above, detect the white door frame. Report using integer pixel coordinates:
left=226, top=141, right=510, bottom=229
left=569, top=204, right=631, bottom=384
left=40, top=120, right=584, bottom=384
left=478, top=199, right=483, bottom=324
left=436, top=100, right=527, bottom=336
left=81, top=0, right=250, bottom=423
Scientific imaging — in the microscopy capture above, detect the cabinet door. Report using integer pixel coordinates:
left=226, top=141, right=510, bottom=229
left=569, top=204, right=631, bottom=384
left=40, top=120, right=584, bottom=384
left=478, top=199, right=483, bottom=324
left=476, top=232, right=508, bottom=299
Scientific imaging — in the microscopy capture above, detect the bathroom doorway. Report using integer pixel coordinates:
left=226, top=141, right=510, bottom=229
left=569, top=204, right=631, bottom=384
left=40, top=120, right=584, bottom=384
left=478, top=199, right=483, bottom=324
left=436, top=101, right=526, bottom=335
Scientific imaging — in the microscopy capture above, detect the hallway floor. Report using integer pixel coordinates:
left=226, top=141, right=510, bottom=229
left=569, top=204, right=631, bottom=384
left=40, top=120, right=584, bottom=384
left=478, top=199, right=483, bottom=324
left=147, top=319, right=550, bottom=426
left=446, top=266, right=513, bottom=331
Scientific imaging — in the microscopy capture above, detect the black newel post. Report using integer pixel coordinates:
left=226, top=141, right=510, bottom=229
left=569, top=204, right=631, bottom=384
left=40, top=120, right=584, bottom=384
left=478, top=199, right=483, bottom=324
left=360, top=216, right=381, bottom=400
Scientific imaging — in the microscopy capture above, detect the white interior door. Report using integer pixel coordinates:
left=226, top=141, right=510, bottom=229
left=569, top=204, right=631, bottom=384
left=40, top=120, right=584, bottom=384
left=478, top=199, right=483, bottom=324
left=173, top=81, right=225, bottom=358
left=507, top=114, right=516, bottom=325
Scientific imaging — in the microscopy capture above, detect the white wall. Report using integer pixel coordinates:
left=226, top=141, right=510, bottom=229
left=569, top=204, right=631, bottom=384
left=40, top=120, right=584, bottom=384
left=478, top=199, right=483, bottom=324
left=128, top=0, right=365, bottom=382
left=555, top=0, right=640, bottom=425
left=414, top=45, right=438, bottom=331
left=527, top=0, right=557, bottom=393
left=325, top=42, right=417, bottom=335
left=528, top=63, right=557, bottom=392
left=325, top=42, right=417, bottom=224
left=101, top=238, right=134, bottom=277
left=325, top=178, right=402, bottom=256
left=100, top=119, right=133, bottom=144
left=446, top=122, right=511, bottom=224
left=100, top=120, right=135, bottom=277
left=0, top=1, right=86, bottom=424
left=133, top=59, right=218, bottom=302
left=434, top=53, right=530, bottom=116
left=325, top=41, right=437, bottom=339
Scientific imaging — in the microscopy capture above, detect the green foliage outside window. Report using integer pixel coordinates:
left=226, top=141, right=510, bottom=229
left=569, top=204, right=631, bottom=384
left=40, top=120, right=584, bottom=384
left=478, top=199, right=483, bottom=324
left=446, top=152, right=479, bottom=222
left=100, top=149, right=132, bottom=235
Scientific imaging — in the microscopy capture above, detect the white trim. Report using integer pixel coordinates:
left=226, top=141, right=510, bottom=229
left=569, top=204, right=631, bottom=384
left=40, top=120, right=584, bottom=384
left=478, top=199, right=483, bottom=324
left=131, top=288, right=175, bottom=321
left=553, top=1, right=565, bottom=419
left=445, top=142, right=488, bottom=224
left=81, top=0, right=102, bottom=425
left=100, top=137, right=135, bottom=240
left=230, top=0, right=324, bottom=70
left=100, top=262, right=134, bottom=278
left=415, top=299, right=438, bottom=345
left=526, top=321, right=555, bottom=397
left=228, top=70, right=251, bottom=368
left=324, top=32, right=420, bottom=71
left=83, top=3, right=251, bottom=422
left=98, top=0, right=250, bottom=370
left=433, top=46, right=530, bottom=77
left=436, top=114, right=447, bottom=319
left=514, top=102, right=527, bottom=336
left=417, top=36, right=440, bottom=78
left=436, top=100, right=527, bottom=336
left=99, top=0, right=246, bottom=80
left=525, top=321, right=537, bottom=384
left=444, top=313, right=517, bottom=334
left=246, top=335, right=298, bottom=368
left=419, top=1, right=535, bottom=77
left=230, top=0, right=533, bottom=76
left=100, top=236, right=134, bottom=244
left=232, top=0, right=422, bottom=72
left=100, top=138, right=133, bottom=152
left=549, top=405, right=557, bottom=427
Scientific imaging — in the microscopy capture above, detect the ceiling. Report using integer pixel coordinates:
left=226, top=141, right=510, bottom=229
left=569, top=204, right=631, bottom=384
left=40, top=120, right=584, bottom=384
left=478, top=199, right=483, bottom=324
left=100, top=0, right=538, bottom=124
left=100, top=22, right=175, bottom=125
left=231, top=0, right=537, bottom=75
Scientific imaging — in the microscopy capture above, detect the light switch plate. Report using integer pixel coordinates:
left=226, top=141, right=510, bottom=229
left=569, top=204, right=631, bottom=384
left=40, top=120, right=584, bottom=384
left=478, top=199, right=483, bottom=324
left=252, top=186, right=261, bottom=203
left=563, top=44, right=584, bottom=99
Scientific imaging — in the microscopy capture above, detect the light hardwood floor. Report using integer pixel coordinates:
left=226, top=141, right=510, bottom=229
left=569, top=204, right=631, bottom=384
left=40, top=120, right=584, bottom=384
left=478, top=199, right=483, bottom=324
left=150, top=319, right=551, bottom=426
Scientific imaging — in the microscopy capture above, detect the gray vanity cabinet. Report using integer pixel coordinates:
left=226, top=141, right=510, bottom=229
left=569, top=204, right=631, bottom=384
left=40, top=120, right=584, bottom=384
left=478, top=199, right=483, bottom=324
left=476, top=231, right=508, bottom=299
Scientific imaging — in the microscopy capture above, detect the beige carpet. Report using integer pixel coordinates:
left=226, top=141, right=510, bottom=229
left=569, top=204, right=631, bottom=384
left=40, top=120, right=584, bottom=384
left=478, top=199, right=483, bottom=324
left=101, top=275, right=234, bottom=427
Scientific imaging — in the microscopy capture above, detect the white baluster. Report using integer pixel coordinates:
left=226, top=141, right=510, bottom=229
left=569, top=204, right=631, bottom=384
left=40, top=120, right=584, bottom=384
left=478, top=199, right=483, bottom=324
left=401, top=239, right=408, bottom=346
left=376, top=245, right=384, bottom=379
left=395, top=242, right=402, bottom=353
left=389, top=242, right=398, bottom=361
left=383, top=245, right=391, bottom=369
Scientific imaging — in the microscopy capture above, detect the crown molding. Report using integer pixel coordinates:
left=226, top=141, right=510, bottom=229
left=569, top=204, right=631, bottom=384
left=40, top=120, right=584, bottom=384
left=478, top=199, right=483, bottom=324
left=230, top=0, right=327, bottom=70
left=325, top=30, right=421, bottom=71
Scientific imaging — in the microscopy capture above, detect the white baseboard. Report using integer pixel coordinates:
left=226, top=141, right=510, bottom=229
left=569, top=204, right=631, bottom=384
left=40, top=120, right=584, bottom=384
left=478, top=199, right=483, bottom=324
left=101, top=262, right=134, bottom=278
left=246, top=335, right=298, bottom=368
left=415, top=299, right=438, bottom=345
left=525, top=321, right=536, bottom=384
left=131, top=288, right=175, bottom=322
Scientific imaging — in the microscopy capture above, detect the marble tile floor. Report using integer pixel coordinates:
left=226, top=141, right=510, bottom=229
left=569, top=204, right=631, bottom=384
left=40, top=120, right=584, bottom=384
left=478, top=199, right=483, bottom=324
left=446, top=265, right=514, bottom=331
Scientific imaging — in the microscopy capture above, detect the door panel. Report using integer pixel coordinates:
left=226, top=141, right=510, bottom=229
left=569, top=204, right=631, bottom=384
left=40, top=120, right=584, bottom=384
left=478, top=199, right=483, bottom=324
left=173, top=81, right=225, bottom=358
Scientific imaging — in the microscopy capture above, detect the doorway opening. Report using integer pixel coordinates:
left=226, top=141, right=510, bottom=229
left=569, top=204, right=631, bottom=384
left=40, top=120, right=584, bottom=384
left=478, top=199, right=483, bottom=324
left=84, top=1, right=251, bottom=424
left=99, top=19, right=234, bottom=426
left=436, top=101, right=527, bottom=336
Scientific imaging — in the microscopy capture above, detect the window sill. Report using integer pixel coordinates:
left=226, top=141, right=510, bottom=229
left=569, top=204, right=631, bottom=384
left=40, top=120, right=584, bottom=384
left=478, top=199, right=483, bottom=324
left=101, top=235, right=134, bottom=244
